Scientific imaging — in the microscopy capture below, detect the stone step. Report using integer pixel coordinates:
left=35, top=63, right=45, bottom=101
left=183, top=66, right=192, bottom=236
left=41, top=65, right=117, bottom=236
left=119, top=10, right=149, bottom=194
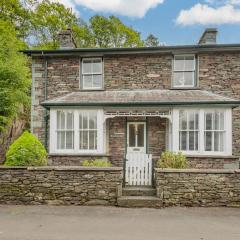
left=122, top=186, right=156, bottom=196
left=117, top=196, right=162, bottom=208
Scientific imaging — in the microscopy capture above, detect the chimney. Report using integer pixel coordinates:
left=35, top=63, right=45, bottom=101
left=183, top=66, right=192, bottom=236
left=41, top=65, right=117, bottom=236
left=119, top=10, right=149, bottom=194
left=198, top=28, right=218, bottom=45
left=58, top=28, right=77, bottom=49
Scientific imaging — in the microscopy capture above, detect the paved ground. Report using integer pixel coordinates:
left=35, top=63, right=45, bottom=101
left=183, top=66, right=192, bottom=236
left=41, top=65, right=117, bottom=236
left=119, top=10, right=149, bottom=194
left=0, top=205, right=239, bottom=240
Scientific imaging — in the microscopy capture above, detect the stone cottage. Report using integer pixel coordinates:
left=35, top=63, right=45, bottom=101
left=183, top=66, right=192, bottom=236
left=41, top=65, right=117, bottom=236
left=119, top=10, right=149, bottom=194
left=24, top=28, right=240, bottom=186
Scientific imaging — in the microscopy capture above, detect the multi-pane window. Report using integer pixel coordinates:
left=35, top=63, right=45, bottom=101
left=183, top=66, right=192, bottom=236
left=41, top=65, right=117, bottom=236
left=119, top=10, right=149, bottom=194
left=173, top=55, right=196, bottom=87
left=179, top=110, right=199, bottom=151
left=204, top=111, right=225, bottom=152
left=82, top=58, right=103, bottom=89
left=57, top=111, right=74, bottom=150
left=79, top=112, right=98, bottom=150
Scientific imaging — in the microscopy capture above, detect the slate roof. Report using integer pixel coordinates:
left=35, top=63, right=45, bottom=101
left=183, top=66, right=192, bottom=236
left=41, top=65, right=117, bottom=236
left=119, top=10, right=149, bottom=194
left=41, top=90, right=240, bottom=108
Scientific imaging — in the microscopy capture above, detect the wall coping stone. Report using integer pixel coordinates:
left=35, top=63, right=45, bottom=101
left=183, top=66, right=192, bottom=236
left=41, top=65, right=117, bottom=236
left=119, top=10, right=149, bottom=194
left=155, top=168, right=239, bottom=174
left=186, top=155, right=239, bottom=159
left=0, top=166, right=123, bottom=171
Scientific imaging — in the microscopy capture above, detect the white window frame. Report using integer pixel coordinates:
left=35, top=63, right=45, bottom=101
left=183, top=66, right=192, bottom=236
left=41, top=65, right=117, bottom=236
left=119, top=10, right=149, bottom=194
left=81, top=58, right=103, bottom=90
left=172, top=55, right=196, bottom=88
left=50, top=108, right=104, bottom=154
left=172, top=108, right=232, bottom=156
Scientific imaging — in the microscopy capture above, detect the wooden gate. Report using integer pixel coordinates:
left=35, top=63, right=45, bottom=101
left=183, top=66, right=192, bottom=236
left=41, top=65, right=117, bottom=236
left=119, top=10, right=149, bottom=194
left=125, top=152, right=152, bottom=186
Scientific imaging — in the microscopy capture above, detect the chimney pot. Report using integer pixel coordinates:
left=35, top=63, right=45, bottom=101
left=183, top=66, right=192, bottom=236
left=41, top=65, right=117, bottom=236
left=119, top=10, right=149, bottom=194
left=198, top=28, right=218, bottom=45
left=58, top=28, right=76, bottom=49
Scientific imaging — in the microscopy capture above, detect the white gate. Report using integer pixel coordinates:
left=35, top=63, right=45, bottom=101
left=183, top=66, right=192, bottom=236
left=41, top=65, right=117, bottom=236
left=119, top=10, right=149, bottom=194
left=125, top=152, right=152, bottom=186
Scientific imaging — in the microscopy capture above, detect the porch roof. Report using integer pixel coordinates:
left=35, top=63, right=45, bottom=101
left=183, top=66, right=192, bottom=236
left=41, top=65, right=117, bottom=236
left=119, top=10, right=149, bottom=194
left=41, top=89, right=240, bottom=108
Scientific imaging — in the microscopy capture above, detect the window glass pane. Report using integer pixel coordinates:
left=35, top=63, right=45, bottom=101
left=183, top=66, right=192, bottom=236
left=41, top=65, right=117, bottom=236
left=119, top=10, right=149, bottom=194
left=137, top=124, right=144, bottom=147
left=89, top=130, right=97, bottom=150
left=66, top=131, right=73, bottom=149
left=205, top=131, right=212, bottom=151
left=173, top=72, right=184, bottom=86
left=220, top=112, right=224, bottom=130
left=174, top=57, right=184, bottom=71
left=82, top=60, right=92, bottom=73
left=184, top=72, right=194, bottom=86
left=60, top=112, right=65, bottom=129
left=80, top=131, right=88, bottom=149
left=83, top=114, right=88, bottom=129
left=57, top=132, right=61, bottom=149
left=195, top=113, right=199, bottom=130
left=179, top=111, right=187, bottom=130
left=92, top=75, right=102, bottom=88
left=57, top=111, right=60, bottom=129
left=185, top=56, right=195, bottom=71
left=83, top=75, right=92, bottom=88
left=129, top=124, right=136, bottom=147
left=92, top=59, right=102, bottom=73
left=195, top=132, right=199, bottom=150
left=60, top=132, right=65, bottom=149
left=189, top=131, right=195, bottom=151
left=189, top=112, right=195, bottom=130
left=205, top=113, right=212, bottom=130
left=219, top=132, right=224, bottom=151
left=66, top=112, right=73, bottom=130
left=180, top=131, right=187, bottom=151
left=214, top=132, right=220, bottom=151
left=79, top=113, right=82, bottom=129
left=89, top=112, right=97, bottom=129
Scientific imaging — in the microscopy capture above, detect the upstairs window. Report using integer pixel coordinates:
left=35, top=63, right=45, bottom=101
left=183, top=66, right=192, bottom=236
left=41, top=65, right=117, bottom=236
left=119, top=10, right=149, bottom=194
left=173, top=55, right=196, bottom=88
left=81, top=58, right=103, bottom=90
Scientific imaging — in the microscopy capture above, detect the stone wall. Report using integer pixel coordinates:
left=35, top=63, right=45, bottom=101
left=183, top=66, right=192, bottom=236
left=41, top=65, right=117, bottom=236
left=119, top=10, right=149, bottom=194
left=0, top=166, right=122, bottom=206
left=187, top=156, right=239, bottom=169
left=155, top=169, right=240, bottom=207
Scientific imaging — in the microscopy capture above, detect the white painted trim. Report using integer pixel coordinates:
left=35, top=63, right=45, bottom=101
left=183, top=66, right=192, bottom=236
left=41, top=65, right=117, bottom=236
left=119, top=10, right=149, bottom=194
left=49, top=108, right=105, bottom=154
left=172, top=107, right=232, bottom=156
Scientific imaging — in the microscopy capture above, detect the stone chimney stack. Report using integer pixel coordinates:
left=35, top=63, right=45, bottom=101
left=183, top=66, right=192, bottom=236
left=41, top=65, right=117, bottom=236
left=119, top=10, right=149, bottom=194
left=58, top=28, right=77, bottom=49
left=198, top=28, right=218, bottom=45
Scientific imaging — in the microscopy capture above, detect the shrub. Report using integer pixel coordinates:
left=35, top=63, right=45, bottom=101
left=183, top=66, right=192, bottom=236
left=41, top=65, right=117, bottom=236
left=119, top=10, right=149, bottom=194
left=157, top=151, right=188, bottom=169
left=82, top=159, right=112, bottom=167
left=5, top=131, right=47, bottom=166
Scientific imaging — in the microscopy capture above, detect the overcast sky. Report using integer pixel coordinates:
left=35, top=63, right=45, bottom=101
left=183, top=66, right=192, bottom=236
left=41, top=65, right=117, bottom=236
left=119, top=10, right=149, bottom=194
left=57, top=0, right=240, bottom=45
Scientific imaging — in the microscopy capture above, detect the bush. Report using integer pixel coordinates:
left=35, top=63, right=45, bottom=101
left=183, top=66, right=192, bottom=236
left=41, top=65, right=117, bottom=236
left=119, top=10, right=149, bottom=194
left=5, top=131, right=47, bottom=166
left=157, top=151, right=188, bottom=169
left=82, top=159, right=112, bottom=167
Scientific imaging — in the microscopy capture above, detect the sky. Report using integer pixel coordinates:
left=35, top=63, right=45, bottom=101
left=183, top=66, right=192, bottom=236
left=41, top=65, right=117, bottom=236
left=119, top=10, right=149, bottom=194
left=57, top=0, right=240, bottom=45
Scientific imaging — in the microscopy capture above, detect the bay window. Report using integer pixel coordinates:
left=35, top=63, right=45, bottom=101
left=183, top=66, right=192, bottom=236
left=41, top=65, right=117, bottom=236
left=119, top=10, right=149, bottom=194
left=50, top=109, right=104, bottom=154
left=172, top=108, right=232, bottom=156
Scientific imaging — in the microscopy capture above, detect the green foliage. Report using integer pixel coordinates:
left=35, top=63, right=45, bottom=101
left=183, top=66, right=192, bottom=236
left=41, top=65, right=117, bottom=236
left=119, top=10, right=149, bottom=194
left=82, top=159, right=112, bottom=167
left=157, top=151, right=188, bottom=169
left=145, top=34, right=160, bottom=47
left=0, top=20, right=30, bottom=132
left=30, top=0, right=81, bottom=49
left=88, top=15, right=144, bottom=48
left=5, top=131, right=47, bottom=166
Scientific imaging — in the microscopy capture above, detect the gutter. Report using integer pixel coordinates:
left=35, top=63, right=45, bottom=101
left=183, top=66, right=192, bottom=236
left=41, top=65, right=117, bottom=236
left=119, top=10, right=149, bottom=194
left=40, top=101, right=240, bottom=109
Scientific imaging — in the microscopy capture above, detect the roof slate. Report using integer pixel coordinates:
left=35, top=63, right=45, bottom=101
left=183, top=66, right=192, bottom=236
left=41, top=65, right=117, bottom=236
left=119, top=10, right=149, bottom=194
left=41, top=90, right=240, bottom=108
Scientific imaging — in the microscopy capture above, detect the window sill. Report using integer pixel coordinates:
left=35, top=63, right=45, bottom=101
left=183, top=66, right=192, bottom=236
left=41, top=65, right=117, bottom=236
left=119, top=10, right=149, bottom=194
left=186, top=155, right=238, bottom=159
left=170, top=87, right=201, bottom=90
left=49, top=153, right=110, bottom=157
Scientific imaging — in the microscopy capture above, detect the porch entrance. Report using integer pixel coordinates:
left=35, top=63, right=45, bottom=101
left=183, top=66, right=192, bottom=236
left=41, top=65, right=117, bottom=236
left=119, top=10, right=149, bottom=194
left=125, top=122, right=152, bottom=186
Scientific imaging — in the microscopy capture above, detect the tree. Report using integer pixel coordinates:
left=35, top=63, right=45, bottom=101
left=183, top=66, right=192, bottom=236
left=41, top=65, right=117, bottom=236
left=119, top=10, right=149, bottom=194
left=0, top=20, right=30, bottom=132
left=145, top=34, right=160, bottom=47
left=0, top=0, right=34, bottom=39
left=30, top=0, right=81, bottom=49
left=88, top=15, right=144, bottom=48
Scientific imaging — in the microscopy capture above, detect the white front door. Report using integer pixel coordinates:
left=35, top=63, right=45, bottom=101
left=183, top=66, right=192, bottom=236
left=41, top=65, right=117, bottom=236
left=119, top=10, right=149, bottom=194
left=126, top=122, right=152, bottom=186
left=127, top=122, right=146, bottom=153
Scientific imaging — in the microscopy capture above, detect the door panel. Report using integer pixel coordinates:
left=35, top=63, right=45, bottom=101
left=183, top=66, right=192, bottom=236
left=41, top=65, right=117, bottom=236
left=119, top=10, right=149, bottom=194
left=127, top=122, right=146, bottom=153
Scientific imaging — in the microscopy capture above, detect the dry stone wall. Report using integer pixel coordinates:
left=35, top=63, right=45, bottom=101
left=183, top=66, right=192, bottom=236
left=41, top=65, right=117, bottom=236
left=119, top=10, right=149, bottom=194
left=155, top=169, right=240, bottom=207
left=0, top=166, right=122, bottom=206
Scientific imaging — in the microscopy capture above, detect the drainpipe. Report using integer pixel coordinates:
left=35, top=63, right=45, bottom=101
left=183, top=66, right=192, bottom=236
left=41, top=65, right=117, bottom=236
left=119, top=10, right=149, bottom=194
left=42, top=52, right=49, bottom=150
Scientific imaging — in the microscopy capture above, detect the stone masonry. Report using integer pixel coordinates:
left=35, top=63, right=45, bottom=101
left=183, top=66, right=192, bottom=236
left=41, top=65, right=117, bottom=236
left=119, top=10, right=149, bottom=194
left=155, top=168, right=240, bottom=207
left=0, top=166, right=122, bottom=206
left=31, top=51, right=240, bottom=166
